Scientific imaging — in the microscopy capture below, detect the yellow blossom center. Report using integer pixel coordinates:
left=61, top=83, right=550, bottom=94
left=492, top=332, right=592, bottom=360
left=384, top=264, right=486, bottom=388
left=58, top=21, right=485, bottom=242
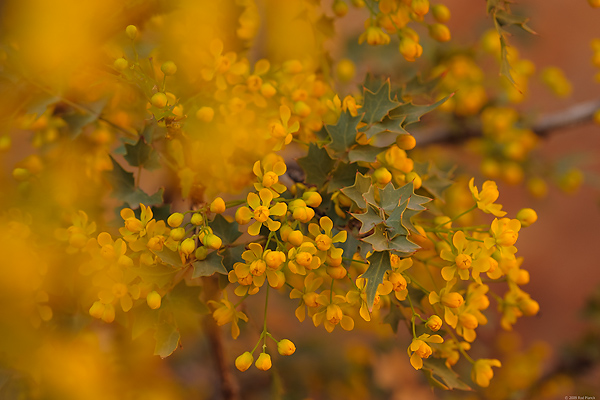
left=262, top=171, right=278, bottom=187
left=315, top=234, right=332, bottom=251
left=112, top=283, right=128, bottom=298
left=296, top=252, right=313, bottom=267
left=250, top=260, right=266, bottom=276
left=455, top=254, right=472, bottom=269
left=254, top=206, right=270, bottom=223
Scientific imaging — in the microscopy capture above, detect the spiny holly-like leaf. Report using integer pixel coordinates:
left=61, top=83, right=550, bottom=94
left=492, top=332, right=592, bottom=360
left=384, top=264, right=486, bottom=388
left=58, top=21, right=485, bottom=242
left=222, top=245, right=245, bottom=272
left=340, top=172, right=371, bottom=209
left=363, top=226, right=391, bottom=252
left=402, top=74, right=444, bottom=97
left=351, top=206, right=384, bottom=235
left=494, top=9, right=536, bottom=34
left=361, top=251, right=392, bottom=311
left=388, top=234, right=420, bottom=255
left=401, top=208, right=420, bottom=233
left=363, top=73, right=384, bottom=93
left=396, top=181, right=431, bottom=211
left=105, top=156, right=164, bottom=207
left=62, top=98, right=108, bottom=137
left=379, top=183, right=407, bottom=213
left=25, top=93, right=58, bottom=118
left=362, top=79, right=400, bottom=125
left=192, top=251, right=227, bottom=278
left=360, top=116, right=407, bottom=140
left=414, top=161, right=454, bottom=200
left=340, top=233, right=361, bottom=260
left=124, top=136, right=161, bottom=170
left=389, top=95, right=452, bottom=127
left=151, top=246, right=184, bottom=269
left=297, top=143, right=335, bottom=187
left=384, top=199, right=409, bottom=237
left=422, top=358, right=472, bottom=391
left=154, top=311, right=180, bottom=358
left=132, top=306, right=158, bottom=340
left=135, top=263, right=179, bottom=288
left=325, top=110, right=362, bottom=159
left=348, top=145, right=383, bottom=163
left=210, top=214, right=242, bottom=245
left=329, top=162, right=369, bottom=193
left=383, top=302, right=405, bottom=333
left=499, top=35, right=516, bottom=87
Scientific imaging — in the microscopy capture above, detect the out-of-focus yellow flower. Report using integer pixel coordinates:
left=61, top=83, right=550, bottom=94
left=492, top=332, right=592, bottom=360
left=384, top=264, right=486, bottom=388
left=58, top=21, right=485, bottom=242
left=469, top=178, right=506, bottom=217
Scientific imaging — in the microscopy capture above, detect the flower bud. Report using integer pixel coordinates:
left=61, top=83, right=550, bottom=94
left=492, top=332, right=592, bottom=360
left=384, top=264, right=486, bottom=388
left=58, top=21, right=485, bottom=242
left=147, top=291, right=162, bottom=309
left=441, top=292, right=464, bottom=308
left=255, top=353, right=272, bottom=371
left=396, top=134, right=416, bottom=150
left=161, top=61, right=177, bottom=76
left=126, top=25, right=138, bottom=40
left=373, top=167, right=392, bottom=185
left=170, top=227, right=186, bottom=241
left=235, top=352, right=254, bottom=372
left=203, top=233, right=222, bottom=250
left=190, top=213, right=204, bottom=226
left=277, top=339, right=296, bottom=356
left=196, top=106, right=214, bottom=122
left=195, top=246, right=208, bottom=261
left=516, top=208, right=537, bottom=227
left=302, top=191, right=322, bottom=207
left=167, top=212, right=184, bottom=227
left=180, top=238, right=196, bottom=256
left=210, top=197, right=226, bottom=214
left=151, top=92, right=168, bottom=108
left=114, top=57, right=128, bottom=70
left=426, top=315, right=443, bottom=331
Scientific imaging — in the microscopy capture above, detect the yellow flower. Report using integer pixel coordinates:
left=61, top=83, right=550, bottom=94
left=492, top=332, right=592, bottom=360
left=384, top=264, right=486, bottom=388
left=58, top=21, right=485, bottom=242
left=269, top=105, right=299, bottom=151
left=246, top=188, right=287, bottom=236
left=359, top=26, right=391, bottom=46
left=290, top=272, right=324, bottom=322
left=312, top=290, right=354, bottom=332
left=253, top=158, right=287, bottom=196
left=484, top=218, right=521, bottom=259
left=471, top=358, right=501, bottom=387
left=208, top=294, right=248, bottom=339
left=468, top=178, right=507, bottom=217
left=408, top=334, right=444, bottom=370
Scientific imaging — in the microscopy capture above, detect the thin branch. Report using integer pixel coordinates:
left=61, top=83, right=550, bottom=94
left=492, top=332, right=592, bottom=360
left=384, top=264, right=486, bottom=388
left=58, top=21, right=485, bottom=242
left=416, top=97, right=600, bottom=146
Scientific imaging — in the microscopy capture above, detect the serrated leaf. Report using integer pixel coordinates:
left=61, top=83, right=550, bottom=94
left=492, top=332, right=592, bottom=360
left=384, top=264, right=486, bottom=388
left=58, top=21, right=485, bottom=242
left=340, top=172, right=371, bottom=209
left=362, top=79, right=400, bottom=125
left=329, top=162, right=368, bottom=193
left=384, top=199, right=409, bottom=237
left=494, top=9, right=536, bottom=34
left=402, top=74, right=444, bottom=97
left=360, top=116, right=407, bottom=139
left=401, top=208, right=420, bottom=233
left=135, top=264, right=180, bottom=288
left=154, top=313, right=180, bottom=358
left=62, top=98, right=108, bottom=137
left=167, top=281, right=209, bottom=315
left=422, top=358, right=472, bottom=391
left=499, top=35, right=517, bottom=87
left=388, top=234, right=420, bottom=255
left=361, top=251, right=392, bottom=311
left=192, top=251, right=227, bottom=278
left=396, top=181, right=431, bottom=211
left=297, top=143, right=335, bottom=187
left=151, top=246, right=184, bottom=269
left=105, top=156, right=164, bottom=207
left=351, top=206, right=384, bottom=234
left=210, top=214, right=242, bottom=245
left=363, top=226, right=390, bottom=252
left=340, top=233, right=361, bottom=260
left=413, top=161, right=454, bottom=200
left=383, top=303, right=405, bottom=333
left=378, top=183, right=407, bottom=213
left=325, top=110, right=362, bottom=159
left=25, top=93, right=58, bottom=118
left=222, top=245, right=245, bottom=272
left=363, top=73, right=384, bottom=93
left=348, top=145, right=383, bottom=163
left=132, top=305, right=159, bottom=339
left=124, top=136, right=161, bottom=170
left=389, top=95, right=452, bottom=127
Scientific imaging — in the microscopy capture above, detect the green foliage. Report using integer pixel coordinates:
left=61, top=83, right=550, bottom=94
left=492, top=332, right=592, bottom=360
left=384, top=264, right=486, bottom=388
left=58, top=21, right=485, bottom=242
left=105, top=157, right=164, bottom=207
left=362, top=251, right=392, bottom=311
